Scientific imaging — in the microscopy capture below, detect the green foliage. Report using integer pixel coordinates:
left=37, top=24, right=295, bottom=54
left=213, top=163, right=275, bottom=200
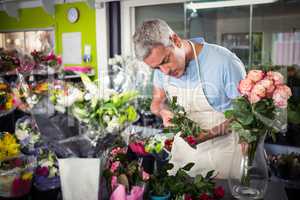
left=225, top=96, right=277, bottom=143
left=163, top=97, right=202, bottom=137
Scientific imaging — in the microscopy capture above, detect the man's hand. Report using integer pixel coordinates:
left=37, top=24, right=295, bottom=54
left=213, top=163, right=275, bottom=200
left=159, top=109, right=174, bottom=127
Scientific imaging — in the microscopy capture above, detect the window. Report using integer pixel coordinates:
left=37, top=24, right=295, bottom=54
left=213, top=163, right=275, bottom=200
left=0, top=29, right=54, bottom=54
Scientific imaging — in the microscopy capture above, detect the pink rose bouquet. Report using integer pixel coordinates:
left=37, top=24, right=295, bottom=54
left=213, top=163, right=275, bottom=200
left=226, top=70, right=292, bottom=143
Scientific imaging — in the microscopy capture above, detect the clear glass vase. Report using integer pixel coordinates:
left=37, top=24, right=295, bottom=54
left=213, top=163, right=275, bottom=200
left=228, top=134, right=268, bottom=199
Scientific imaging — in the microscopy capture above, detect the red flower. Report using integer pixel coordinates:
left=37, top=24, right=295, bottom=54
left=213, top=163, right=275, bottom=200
left=36, top=166, right=49, bottom=177
left=186, top=135, right=197, bottom=146
left=12, top=178, right=31, bottom=196
left=164, top=139, right=173, bottom=150
left=14, top=158, right=23, bottom=167
left=213, top=186, right=225, bottom=199
left=184, top=194, right=193, bottom=200
left=199, top=193, right=212, bottom=200
left=57, top=56, right=62, bottom=65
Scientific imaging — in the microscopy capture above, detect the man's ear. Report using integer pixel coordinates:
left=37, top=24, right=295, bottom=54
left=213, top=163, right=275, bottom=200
left=169, top=33, right=182, bottom=48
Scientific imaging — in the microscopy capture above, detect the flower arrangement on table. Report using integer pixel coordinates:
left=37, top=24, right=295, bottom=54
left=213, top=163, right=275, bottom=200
left=225, top=70, right=292, bottom=192
left=103, top=146, right=149, bottom=200
left=225, top=70, right=292, bottom=145
left=163, top=97, right=203, bottom=149
left=0, top=80, right=14, bottom=114
left=0, top=132, right=36, bottom=198
left=34, top=148, right=60, bottom=191
left=15, top=116, right=41, bottom=155
left=31, top=50, right=62, bottom=71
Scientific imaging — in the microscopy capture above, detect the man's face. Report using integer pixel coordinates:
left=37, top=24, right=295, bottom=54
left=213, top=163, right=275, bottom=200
left=144, top=44, right=186, bottom=78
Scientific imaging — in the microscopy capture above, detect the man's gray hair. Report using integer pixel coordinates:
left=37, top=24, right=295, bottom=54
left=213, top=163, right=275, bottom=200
left=133, top=19, right=173, bottom=60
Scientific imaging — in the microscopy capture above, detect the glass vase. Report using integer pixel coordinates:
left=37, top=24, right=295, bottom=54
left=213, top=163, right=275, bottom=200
left=228, top=134, right=268, bottom=199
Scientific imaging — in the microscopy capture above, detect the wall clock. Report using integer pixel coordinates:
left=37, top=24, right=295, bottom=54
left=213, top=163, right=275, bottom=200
left=67, top=7, right=79, bottom=23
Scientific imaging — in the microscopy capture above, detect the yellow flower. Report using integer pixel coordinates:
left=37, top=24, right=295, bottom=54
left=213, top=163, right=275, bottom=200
left=21, top=172, right=33, bottom=180
left=0, top=132, right=20, bottom=161
left=4, top=95, right=13, bottom=110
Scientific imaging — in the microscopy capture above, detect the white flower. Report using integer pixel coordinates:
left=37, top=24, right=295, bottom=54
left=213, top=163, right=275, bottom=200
left=15, top=129, right=29, bottom=141
left=48, top=167, right=58, bottom=178
left=54, top=104, right=66, bottom=113
left=41, top=160, right=53, bottom=168
left=106, top=116, right=120, bottom=133
left=84, top=92, right=93, bottom=101
left=108, top=58, right=117, bottom=65
left=103, top=115, right=111, bottom=123
left=114, top=55, right=123, bottom=63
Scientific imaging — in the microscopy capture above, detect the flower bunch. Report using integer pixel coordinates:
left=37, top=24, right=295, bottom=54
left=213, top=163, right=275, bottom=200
left=103, top=146, right=149, bottom=197
left=226, top=70, right=292, bottom=143
left=0, top=81, right=14, bottom=111
left=239, top=70, right=291, bottom=108
left=108, top=55, right=151, bottom=93
left=163, top=97, right=202, bottom=148
left=0, top=50, right=20, bottom=73
left=11, top=74, right=39, bottom=112
left=70, top=74, right=138, bottom=133
left=15, top=117, right=41, bottom=153
left=144, top=134, right=167, bottom=154
left=49, top=80, right=84, bottom=113
left=31, top=50, right=62, bottom=70
left=0, top=132, right=20, bottom=162
left=35, top=149, right=59, bottom=178
left=0, top=155, right=36, bottom=198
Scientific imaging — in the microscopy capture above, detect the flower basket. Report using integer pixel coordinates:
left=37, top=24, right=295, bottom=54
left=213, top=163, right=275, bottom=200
left=0, top=155, right=36, bottom=198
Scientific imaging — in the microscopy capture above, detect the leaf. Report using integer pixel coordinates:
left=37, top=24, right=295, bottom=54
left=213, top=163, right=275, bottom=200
left=205, top=170, right=215, bottom=179
left=224, top=110, right=234, bottom=119
left=182, top=162, right=195, bottom=171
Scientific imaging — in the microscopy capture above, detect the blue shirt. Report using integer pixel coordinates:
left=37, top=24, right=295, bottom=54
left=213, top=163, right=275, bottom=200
left=153, top=38, right=246, bottom=112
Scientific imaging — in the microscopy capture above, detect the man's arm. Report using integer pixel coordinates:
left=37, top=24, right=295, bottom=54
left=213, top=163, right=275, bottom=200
left=196, top=119, right=233, bottom=143
left=151, top=86, right=174, bottom=127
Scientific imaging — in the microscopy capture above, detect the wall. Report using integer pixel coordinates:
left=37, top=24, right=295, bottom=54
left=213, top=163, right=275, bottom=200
left=0, top=2, right=97, bottom=74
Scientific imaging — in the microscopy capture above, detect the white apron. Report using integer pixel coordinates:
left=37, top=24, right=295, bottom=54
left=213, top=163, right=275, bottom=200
left=166, top=41, right=242, bottom=179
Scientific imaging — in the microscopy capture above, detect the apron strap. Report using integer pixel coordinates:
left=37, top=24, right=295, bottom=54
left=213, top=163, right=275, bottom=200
left=187, top=40, right=201, bottom=82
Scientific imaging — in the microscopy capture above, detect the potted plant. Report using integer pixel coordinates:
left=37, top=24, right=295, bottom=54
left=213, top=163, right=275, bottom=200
left=103, top=146, right=149, bottom=200
left=148, top=163, right=173, bottom=200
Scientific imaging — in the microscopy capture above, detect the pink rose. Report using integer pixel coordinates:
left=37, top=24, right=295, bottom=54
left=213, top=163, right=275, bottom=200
left=273, top=95, right=288, bottom=108
left=272, top=85, right=292, bottom=108
left=258, top=78, right=275, bottom=97
left=110, top=161, right=120, bottom=173
left=251, top=83, right=266, bottom=98
left=249, top=91, right=261, bottom=104
left=142, top=171, right=150, bottom=181
left=238, top=79, right=254, bottom=96
left=267, top=71, right=284, bottom=86
left=246, top=70, right=265, bottom=83
left=111, top=176, right=118, bottom=190
left=110, top=147, right=127, bottom=157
